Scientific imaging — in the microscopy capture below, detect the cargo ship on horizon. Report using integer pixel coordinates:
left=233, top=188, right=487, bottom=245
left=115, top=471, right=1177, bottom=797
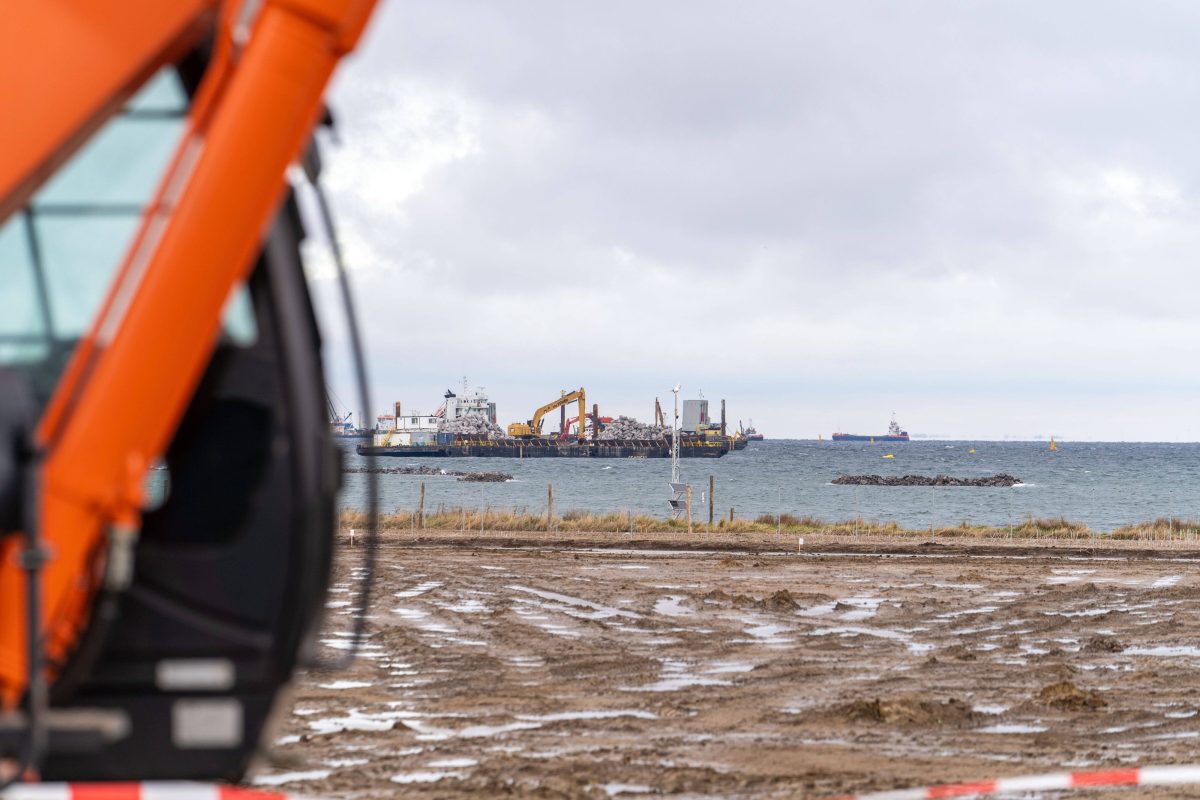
left=832, top=414, right=910, bottom=442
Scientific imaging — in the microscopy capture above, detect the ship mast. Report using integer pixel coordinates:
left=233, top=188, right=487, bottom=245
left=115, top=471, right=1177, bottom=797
left=669, top=385, right=685, bottom=519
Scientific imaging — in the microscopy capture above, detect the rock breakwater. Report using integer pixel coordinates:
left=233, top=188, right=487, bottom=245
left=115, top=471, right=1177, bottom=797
left=832, top=474, right=1022, bottom=487
left=344, top=465, right=512, bottom=482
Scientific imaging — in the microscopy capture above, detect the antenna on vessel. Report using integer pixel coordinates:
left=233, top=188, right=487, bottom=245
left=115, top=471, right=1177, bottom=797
left=669, top=385, right=686, bottom=519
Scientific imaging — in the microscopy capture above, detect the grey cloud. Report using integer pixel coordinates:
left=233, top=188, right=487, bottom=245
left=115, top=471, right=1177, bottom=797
left=312, top=1, right=1200, bottom=439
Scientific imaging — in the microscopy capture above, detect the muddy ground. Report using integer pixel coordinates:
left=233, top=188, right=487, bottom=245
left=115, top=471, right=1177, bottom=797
left=256, top=532, right=1200, bottom=798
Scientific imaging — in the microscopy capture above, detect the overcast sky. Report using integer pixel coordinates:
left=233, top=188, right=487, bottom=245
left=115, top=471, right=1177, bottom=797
left=308, top=1, right=1200, bottom=441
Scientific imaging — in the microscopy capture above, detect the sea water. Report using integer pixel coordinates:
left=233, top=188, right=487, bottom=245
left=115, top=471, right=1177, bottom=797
left=337, top=439, right=1200, bottom=532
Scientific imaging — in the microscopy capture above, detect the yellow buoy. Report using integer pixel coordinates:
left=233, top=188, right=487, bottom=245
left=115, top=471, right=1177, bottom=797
left=968, top=448, right=976, bottom=454
left=1050, top=436, right=1058, bottom=452
left=883, top=453, right=895, bottom=459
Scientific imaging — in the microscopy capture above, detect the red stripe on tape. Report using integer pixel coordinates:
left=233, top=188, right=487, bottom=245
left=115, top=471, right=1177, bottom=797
left=218, top=789, right=286, bottom=800
left=927, top=781, right=998, bottom=798
left=1070, top=769, right=1140, bottom=787
left=71, top=785, right=141, bottom=800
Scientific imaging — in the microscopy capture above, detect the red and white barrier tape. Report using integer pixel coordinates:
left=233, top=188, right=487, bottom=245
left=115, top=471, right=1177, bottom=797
left=830, top=765, right=1200, bottom=799
left=0, top=783, right=320, bottom=800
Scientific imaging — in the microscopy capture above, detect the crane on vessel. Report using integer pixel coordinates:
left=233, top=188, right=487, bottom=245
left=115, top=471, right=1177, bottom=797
left=508, top=389, right=587, bottom=440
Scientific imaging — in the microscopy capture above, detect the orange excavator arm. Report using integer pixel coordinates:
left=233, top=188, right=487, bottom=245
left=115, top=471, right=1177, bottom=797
left=0, top=0, right=378, bottom=707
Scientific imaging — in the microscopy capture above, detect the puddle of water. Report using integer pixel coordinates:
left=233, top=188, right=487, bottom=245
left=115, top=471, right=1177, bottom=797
left=309, top=710, right=398, bottom=735
left=978, top=724, right=1048, bottom=734
left=252, top=770, right=331, bottom=786
left=508, top=655, right=545, bottom=669
left=605, top=784, right=653, bottom=797
left=653, top=595, right=693, bottom=617
left=1148, top=731, right=1200, bottom=740
left=538, top=622, right=583, bottom=638
left=973, top=704, right=1009, bottom=715
left=395, top=581, right=443, bottom=598
left=618, top=565, right=650, bottom=570
left=1126, top=646, right=1200, bottom=658
left=393, top=608, right=429, bottom=620
left=1167, top=710, right=1198, bottom=719
left=508, top=587, right=638, bottom=618
left=391, top=770, right=463, bottom=784
left=317, top=680, right=372, bottom=690
left=428, top=757, right=478, bottom=768
left=401, top=719, right=545, bottom=741
left=744, top=622, right=793, bottom=644
left=799, top=602, right=837, bottom=617
left=274, top=734, right=300, bottom=746
left=440, top=599, right=491, bottom=614
left=321, top=640, right=385, bottom=658
left=835, top=597, right=885, bottom=621
left=620, top=660, right=733, bottom=693
left=705, top=661, right=755, bottom=674
left=1152, top=575, right=1182, bottom=588
left=324, top=757, right=370, bottom=767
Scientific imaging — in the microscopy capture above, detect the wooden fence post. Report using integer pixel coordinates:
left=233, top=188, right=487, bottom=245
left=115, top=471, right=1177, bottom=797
left=547, top=483, right=554, bottom=531
left=708, top=475, right=715, bottom=530
left=418, top=481, right=426, bottom=529
left=686, top=486, right=693, bottom=533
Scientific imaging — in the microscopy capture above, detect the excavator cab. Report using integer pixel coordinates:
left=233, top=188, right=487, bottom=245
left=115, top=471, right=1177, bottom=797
left=0, top=0, right=378, bottom=785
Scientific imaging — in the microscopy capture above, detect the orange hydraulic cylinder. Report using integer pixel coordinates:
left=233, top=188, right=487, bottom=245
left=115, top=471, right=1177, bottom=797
left=0, top=0, right=377, bottom=705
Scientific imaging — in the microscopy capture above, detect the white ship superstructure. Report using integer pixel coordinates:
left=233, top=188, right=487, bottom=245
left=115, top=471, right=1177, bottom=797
left=438, top=378, right=497, bottom=423
left=373, top=379, right=496, bottom=447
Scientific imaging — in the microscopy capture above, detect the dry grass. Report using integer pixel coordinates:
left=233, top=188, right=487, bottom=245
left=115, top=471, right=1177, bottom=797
left=1111, top=517, right=1200, bottom=540
left=338, top=508, right=1199, bottom=542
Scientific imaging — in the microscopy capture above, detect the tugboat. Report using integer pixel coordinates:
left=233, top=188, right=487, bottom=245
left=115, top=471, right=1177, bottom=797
left=744, top=419, right=764, bottom=441
left=832, top=413, right=910, bottom=442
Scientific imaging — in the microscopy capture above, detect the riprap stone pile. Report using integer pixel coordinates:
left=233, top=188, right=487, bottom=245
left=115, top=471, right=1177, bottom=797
left=438, top=413, right=507, bottom=440
left=599, top=415, right=669, bottom=441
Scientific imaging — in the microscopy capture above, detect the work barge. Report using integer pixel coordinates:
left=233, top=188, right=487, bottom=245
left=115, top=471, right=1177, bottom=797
left=357, top=433, right=734, bottom=459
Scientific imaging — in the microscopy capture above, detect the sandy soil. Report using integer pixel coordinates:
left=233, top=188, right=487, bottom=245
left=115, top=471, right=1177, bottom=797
left=256, top=532, right=1200, bottom=798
